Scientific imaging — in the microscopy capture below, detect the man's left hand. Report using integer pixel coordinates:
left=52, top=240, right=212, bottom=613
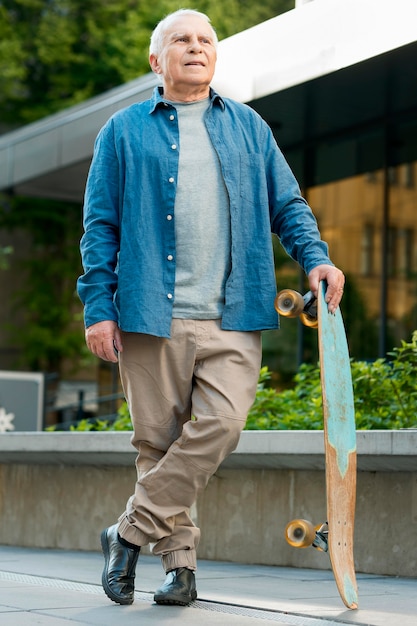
left=308, top=264, right=345, bottom=314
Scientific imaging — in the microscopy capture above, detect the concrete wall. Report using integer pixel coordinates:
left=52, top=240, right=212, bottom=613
left=0, top=431, right=416, bottom=577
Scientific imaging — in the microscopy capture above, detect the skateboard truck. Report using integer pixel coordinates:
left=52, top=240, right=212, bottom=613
left=312, top=523, right=328, bottom=552
left=275, top=289, right=318, bottom=328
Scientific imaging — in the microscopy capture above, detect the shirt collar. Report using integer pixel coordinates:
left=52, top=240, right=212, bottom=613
left=149, top=86, right=225, bottom=113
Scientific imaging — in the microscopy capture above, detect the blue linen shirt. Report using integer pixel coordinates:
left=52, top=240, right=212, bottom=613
left=77, top=87, right=332, bottom=337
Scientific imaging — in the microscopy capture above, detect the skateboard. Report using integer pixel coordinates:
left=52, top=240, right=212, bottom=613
left=275, top=281, right=358, bottom=610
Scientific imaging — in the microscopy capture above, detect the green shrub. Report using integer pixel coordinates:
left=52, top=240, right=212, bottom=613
left=351, top=331, right=417, bottom=430
left=67, top=331, right=417, bottom=432
left=245, top=364, right=324, bottom=430
left=248, top=331, right=417, bottom=430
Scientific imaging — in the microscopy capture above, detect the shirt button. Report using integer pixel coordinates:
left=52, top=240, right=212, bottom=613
left=169, top=177, right=174, bottom=183
left=167, top=293, right=173, bottom=299
left=167, top=214, right=173, bottom=221
left=171, top=144, right=177, bottom=150
left=169, top=114, right=175, bottom=121
left=167, top=254, right=173, bottom=261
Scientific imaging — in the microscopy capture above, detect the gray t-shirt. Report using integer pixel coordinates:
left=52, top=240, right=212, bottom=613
left=171, top=99, right=231, bottom=320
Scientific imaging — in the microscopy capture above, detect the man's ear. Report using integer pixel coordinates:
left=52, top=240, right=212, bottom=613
left=149, top=54, right=161, bottom=74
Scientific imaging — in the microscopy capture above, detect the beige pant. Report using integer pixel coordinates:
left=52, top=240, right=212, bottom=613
left=117, top=319, right=262, bottom=572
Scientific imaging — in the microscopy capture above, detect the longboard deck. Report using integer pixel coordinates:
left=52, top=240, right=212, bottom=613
left=317, top=281, right=358, bottom=609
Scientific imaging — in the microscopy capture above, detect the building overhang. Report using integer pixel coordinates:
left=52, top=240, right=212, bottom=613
left=0, top=0, right=416, bottom=202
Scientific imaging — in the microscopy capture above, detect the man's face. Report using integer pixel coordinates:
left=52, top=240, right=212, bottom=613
left=149, top=14, right=217, bottom=101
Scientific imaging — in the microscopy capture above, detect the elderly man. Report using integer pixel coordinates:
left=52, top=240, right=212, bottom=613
left=77, top=8, right=344, bottom=608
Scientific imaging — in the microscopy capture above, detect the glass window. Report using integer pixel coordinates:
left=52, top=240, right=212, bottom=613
left=263, top=159, right=417, bottom=376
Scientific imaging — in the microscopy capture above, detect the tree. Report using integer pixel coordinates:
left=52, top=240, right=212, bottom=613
left=0, top=195, right=88, bottom=373
left=0, top=245, right=12, bottom=270
left=0, top=0, right=293, bottom=125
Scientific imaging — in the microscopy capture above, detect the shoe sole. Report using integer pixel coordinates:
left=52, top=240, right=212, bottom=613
left=154, top=590, right=197, bottom=606
left=100, top=529, right=134, bottom=605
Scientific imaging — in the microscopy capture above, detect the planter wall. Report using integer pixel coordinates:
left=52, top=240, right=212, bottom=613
left=0, top=431, right=416, bottom=576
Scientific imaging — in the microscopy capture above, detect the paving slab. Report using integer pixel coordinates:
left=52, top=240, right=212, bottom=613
left=0, top=545, right=416, bottom=626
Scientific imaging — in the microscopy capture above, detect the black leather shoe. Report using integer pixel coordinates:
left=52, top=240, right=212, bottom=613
left=154, top=567, right=197, bottom=605
left=100, top=524, right=139, bottom=605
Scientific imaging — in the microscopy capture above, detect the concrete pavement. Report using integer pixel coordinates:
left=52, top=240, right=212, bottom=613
left=0, top=545, right=416, bottom=625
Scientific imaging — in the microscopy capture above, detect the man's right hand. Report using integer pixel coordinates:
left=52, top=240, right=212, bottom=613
left=85, top=320, right=123, bottom=363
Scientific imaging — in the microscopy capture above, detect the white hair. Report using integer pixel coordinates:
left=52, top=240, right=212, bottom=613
left=149, top=9, right=218, bottom=56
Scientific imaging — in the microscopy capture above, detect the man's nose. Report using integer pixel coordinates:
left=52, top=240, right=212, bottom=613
left=188, top=37, right=202, bottom=52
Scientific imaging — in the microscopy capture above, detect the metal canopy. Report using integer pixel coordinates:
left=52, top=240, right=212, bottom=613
left=0, top=0, right=416, bottom=202
left=251, top=40, right=417, bottom=184
left=252, top=42, right=417, bottom=148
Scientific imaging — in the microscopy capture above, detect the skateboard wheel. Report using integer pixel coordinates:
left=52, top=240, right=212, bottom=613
left=275, top=289, right=304, bottom=317
left=300, top=312, right=319, bottom=329
left=285, top=519, right=316, bottom=548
